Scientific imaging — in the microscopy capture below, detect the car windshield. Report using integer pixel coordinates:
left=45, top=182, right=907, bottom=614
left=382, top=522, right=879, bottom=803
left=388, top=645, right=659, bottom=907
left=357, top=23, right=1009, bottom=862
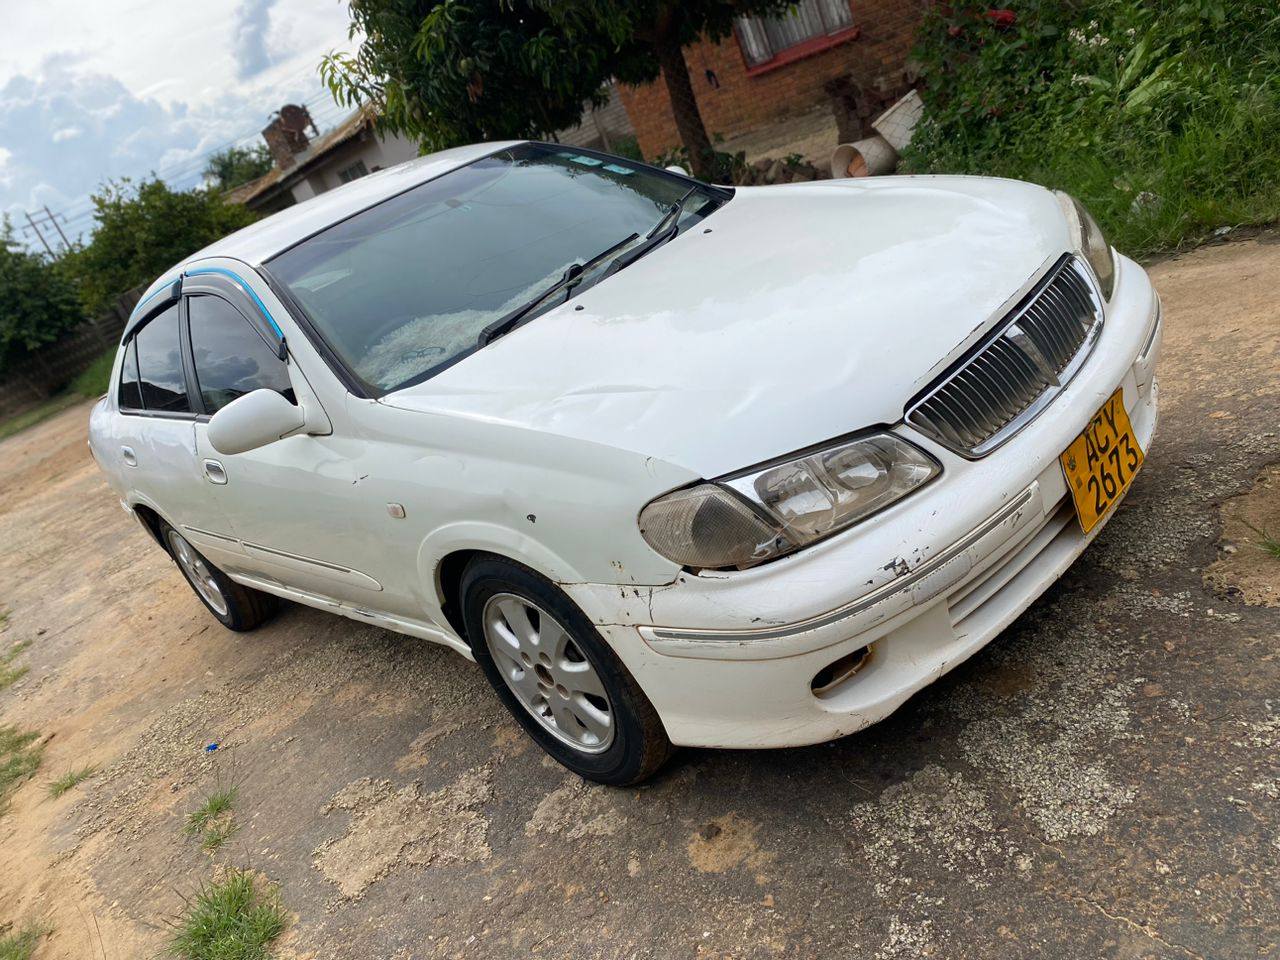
left=265, top=143, right=726, bottom=394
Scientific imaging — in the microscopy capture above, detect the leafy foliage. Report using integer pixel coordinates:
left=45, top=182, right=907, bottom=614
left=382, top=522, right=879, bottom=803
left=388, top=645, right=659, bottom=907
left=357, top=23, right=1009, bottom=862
left=322, top=1, right=794, bottom=177
left=65, top=179, right=258, bottom=316
left=539, top=0, right=792, bottom=176
left=321, top=0, right=616, bottom=150
left=0, top=226, right=84, bottom=373
left=204, top=145, right=274, bottom=192
left=906, top=0, right=1280, bottom=253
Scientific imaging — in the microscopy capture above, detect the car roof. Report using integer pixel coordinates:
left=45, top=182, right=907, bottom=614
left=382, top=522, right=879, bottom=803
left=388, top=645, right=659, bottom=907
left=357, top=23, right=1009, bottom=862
left=191, top=140, right=523, bottom=268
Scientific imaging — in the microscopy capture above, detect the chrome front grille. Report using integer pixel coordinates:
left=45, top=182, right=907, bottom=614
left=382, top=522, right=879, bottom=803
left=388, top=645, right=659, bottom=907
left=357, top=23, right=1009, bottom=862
left=906, top=256, right=1103, bottom=458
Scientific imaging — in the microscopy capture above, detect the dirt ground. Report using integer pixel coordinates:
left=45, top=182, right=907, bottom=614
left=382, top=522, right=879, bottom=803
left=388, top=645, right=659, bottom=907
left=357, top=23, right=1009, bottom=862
left=2, top=235, right=1279, bottom=959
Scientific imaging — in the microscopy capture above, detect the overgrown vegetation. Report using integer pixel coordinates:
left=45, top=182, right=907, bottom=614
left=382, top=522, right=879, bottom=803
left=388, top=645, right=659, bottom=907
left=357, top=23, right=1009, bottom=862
left=0, top=347, right=117, bottom=443
left=186, top=785, right=240, bottom=852
left=204, top=145, right=274, bottom=192
left=0, top=641, right=31, bottom=693
left=906, top=0, right=1280, bottom=254
left=0, top=226, right=83, bottom=375
left=321, top=0, right=795, bottom=178
left=166, top=870, right=286, bottom=960
left=68, top=348, right=116, bottom=399
left=0, top=923, right=50, bottom=960
left=47, top=764, right=96, bottom=799
left=65, top=178, right=258, bottom=317
left=0, top=725, right=42, bottom=813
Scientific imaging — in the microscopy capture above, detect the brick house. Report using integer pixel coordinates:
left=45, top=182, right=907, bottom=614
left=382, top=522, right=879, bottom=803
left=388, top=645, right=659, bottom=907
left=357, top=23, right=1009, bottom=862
left=618, top=0, right=928, bottom=159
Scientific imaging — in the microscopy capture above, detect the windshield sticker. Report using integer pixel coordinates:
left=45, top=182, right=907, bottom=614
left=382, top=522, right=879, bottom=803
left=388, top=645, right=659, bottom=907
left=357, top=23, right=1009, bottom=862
left=569, top=155, right=604, bottom=167
left=602, top=163, right=634, bottom=175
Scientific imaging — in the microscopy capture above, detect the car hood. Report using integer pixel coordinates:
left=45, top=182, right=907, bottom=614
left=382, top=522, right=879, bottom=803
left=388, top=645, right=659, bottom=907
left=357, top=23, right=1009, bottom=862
left=383, top=175, right=1072, bottom=478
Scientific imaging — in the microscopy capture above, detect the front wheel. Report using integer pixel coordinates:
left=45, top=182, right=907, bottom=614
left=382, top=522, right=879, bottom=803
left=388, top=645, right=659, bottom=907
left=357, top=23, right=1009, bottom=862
left=462, top=556, right=672, bottom=785
left=160, top=521, right=276, bottom=632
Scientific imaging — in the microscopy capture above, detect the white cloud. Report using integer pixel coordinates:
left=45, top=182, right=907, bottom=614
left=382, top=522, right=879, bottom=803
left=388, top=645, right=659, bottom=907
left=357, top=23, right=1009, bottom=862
left=0, top=0, right=358, bottom=247
left=232, top=0, right=281, bottom=80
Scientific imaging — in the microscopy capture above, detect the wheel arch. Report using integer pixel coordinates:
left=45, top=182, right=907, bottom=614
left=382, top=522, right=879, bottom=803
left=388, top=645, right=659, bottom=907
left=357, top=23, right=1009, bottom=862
left=130, top=501, right=168, bottom=550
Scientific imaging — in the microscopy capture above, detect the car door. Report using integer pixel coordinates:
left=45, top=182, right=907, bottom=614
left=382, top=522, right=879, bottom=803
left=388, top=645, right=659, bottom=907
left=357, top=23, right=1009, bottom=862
left=114, top=300, right=241, bottom=564
left=184, top=291, right=391, bottom=608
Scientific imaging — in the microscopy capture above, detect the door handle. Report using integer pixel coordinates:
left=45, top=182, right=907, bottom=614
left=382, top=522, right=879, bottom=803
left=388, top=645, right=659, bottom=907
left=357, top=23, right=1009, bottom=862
left=203, top=459, right=228, bottom=485
left=121, top=446, right=137, bottom=467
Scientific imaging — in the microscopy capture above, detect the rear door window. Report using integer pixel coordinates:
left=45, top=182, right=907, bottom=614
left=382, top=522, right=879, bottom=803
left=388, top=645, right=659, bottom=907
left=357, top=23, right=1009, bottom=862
left=133, top=303, right=191, bottom=413
left=117, top=339, right=142, bottom=410
left=188, top=295, right=294, bottom=413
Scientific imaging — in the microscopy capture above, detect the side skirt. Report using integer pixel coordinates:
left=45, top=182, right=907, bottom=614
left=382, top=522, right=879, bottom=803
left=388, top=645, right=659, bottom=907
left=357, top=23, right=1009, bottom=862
left=226, top=572, right=474, bottom=660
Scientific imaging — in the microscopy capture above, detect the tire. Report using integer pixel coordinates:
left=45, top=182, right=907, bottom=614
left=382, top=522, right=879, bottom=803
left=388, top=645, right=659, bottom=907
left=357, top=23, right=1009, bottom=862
left=461, top=556, right=673, bottom=785
left=158, top=520, right=277, bottom=632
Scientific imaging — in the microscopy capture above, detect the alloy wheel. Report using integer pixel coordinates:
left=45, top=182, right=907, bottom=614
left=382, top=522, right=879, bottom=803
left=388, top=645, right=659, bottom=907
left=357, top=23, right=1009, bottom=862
left=481, top=593, right=615, bottom=753
left=166, top=529, right=230, bottom=617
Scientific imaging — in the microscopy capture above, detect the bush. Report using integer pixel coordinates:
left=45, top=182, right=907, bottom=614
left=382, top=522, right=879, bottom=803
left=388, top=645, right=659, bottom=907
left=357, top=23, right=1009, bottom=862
left=65, top=178, right=258, bottom=317
left=0, top=229, right=83, bottom=374
left=69, top=349, right=117, bottom=399
left=905, top=0, right=1280, bottom=254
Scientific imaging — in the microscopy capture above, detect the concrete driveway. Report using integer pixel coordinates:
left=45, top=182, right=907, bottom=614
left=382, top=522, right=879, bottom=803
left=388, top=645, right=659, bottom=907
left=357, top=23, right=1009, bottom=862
left=1, top=235, right=1278, bottom=959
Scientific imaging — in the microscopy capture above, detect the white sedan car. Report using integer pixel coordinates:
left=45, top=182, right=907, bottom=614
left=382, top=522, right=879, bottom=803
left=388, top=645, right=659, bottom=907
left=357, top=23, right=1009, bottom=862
left=89, top=142, right=1161, bottom=784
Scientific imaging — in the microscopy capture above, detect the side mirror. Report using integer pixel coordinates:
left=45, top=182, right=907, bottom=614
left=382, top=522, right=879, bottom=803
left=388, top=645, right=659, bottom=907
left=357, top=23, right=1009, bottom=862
left=207, top=389, right=307, bottom=455
left=664, top=164, right=689, bottom=177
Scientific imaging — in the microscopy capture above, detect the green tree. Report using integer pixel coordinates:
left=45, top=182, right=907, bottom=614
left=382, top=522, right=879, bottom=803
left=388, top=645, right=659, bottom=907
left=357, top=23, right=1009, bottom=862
left=321, top=0, right=792, bottom=179
left=65, top=178, right=259, bottom=316
left=0, top=223, right=84, bottom=372
left=205, top=144, right=274, bottom=191
left=321, top=0, right=614, bottom=151
left=539, top=0, right=792, bottom=177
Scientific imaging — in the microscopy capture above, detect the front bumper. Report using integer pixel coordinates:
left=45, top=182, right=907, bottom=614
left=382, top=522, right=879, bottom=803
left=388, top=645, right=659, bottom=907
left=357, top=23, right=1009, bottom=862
left=566, top=254, right=1163, bottom=749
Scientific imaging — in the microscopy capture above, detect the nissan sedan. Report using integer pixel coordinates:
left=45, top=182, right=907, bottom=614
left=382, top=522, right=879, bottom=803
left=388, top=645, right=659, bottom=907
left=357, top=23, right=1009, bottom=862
left=88, top=141, right=1162, bottom=784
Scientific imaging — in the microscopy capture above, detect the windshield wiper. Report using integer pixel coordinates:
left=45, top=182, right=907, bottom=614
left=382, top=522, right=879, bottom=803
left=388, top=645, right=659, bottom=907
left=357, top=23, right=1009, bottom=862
left=601, top=185, right=700, bottom=280
left=478, top=231, right=640, bottom=346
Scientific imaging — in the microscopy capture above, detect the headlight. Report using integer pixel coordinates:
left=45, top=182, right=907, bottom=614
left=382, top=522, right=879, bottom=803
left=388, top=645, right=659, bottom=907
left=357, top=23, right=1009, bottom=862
left=1055, top=191, right=1116, bottom=300
left=638, top=433, right=940, bottom=571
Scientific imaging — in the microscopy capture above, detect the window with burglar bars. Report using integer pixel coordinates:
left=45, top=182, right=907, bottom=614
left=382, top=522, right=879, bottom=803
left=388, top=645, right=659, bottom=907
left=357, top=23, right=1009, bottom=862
left=736, top=0, right=855, bottom=68
left=337, top=159, right=370, bottom=184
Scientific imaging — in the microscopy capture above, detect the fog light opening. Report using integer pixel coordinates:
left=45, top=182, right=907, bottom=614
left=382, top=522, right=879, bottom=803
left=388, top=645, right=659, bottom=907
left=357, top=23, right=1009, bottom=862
left=811, top=644, right=871, bottom=698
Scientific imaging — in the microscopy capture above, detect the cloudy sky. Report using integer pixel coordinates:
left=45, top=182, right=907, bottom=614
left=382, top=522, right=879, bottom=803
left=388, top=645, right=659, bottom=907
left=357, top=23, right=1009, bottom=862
left=0, top=0, right=358, bottom=250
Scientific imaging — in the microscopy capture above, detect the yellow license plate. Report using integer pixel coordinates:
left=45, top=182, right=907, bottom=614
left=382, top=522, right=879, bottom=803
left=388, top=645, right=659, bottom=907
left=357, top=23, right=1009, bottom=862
left=1059, top=388, right=1144, bottom=533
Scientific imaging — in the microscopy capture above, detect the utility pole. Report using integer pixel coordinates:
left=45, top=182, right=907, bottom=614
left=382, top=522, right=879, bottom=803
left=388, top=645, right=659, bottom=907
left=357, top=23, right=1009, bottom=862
left=23, top=211, right=54, bottom=256
left=42, top=205, right=71, bottom=250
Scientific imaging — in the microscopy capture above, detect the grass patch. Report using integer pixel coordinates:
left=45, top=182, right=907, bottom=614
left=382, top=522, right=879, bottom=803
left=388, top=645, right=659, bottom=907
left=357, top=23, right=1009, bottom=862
left=0, top=923, right=50, bottom=960
left=166, top=870, right=286, bottom=960
left=0, top=641, right=31, bottom=693
left=186, top=786, right=238, bottom=836
left=1241, top=521, right=1280, bottom=559
left=0, top=726, right=43, bottom=813
left=47, top=764, right=96, bottom=799
left=200, top=819, right=240, bottom=853
left=0, top=347, right=116, bottom=444
left=186, top=785, right=241, bottom=852
left=68, top=348, right=115, bottom=399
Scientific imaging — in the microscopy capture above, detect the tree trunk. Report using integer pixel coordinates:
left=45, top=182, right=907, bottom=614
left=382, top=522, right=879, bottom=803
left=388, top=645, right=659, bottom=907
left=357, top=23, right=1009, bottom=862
left=652, top=26, right=715, bottom=180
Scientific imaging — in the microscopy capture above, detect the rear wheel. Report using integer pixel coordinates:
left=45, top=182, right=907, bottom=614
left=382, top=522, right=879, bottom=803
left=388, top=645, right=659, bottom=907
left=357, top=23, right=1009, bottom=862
left=462, top=556, right=672, bottom=785
left=159, top=521, right=276, bottom=632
